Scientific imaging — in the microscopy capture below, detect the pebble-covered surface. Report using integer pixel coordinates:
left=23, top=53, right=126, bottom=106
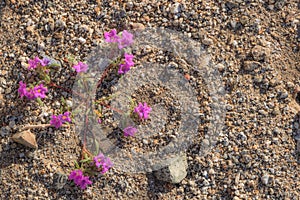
left=0, top=0, right=300, bottom=199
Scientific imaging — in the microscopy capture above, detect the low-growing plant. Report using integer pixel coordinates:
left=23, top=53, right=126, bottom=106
left=17, top=29, right=152, bottom=190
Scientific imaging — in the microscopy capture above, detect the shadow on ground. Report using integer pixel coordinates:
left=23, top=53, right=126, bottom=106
left=292, top=111, right=300, bottom=162
left=146, top=173, right=177, bottom=199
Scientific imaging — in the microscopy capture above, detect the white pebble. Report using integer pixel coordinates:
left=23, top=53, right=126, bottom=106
left=78, top=37, right=86, bottom=44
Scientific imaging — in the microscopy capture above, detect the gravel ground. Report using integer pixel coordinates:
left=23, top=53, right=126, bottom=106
left=0, top=0, right=300, bottom=199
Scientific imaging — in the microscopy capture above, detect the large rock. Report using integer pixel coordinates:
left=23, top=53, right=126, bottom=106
left=12, top=130, right=38, bottom=149
left=153, top=153, right=188, bottom=184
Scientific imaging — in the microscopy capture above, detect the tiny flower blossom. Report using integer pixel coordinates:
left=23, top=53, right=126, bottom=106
left=117, top=30, right=134, bottom=49
left=73, top=62, right=88, bottom=73
left=123, top=53, right=134, bottom=66
left=77, top=176, right=92, bottom=190
left=93, top=153, right=105, bottom=168
left=50, top=115, right=63, bottom=128
left=101, top=159, right=113, bottom=174
left=59, top=111, right=71, bottom=123
left=97, top=118, right=102, bottom=124
left=69, top=169, right=92, bottom=190
left=104, top=29, right=120, bottom=43
left=33, top=84, right=48, bottom=99
left=123, top=126, right=138, bottom=137
left=93, top=153, right=113, bottom=174
left=69, top=169, right=83, bottom=183
left=28, top=56, right=41, bottom=70
left=118, top=63, right=131, bottom=74
left=50, top=112, right=71, bottom=128
left=18, top=81, right=27, bottom=98
left=118, top=53, right=134, bottom=74
left=40, top=58, right=50, bottom=66
left=18, top=82, right=48, bottom=100
left=25, top=89, right=36, bottom=100
left=134, top=102, right=152, bottom=120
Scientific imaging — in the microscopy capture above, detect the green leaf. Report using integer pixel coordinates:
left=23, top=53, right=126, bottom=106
left=61, top=97, right=66, bottom=110
left=61, top=96, right=65, bottom=104
left=49, top=63, right=61, bottom=68
left=36, top=98, right=43, bottom=106
left=44, top=74, right=51, bottom=84
left=67, top=54, right=76, bottom=64
left=79, top=158, right=91, bottom=163
left=74, top=160, right=80, bottom=169
left=127, top=96, right=136, bottom=113
left=93, top=139, right=100, bottom=155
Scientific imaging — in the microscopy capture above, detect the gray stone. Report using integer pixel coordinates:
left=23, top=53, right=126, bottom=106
left=142, top=139, right=148, bottom=145
left=279, top=91, right=289, bottom=99
left=66, top=100, right=73, bottom=107
left=1, top=126, right=10, bottom=137
left=294, top=134, right=300, bottom=141
left=261, top=174, right=269, bottom=185
left=9, top=120, right=16, bottom=129
left=171, top=2, right=181, bottom=14
left=273, top=127, right=280, bottom=135
left=153, top=153, right=188, bottom=183
left=78, top=37, right=86, bottom=44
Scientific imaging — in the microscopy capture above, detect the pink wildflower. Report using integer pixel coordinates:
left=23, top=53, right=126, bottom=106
left=134, top=102, right=152, bottom=120
left=93, top=153, right=113, bottom=174
left=73, top=62, right=88, bottom=73
left=104, top=29, right=120, bottom=43
left=117, top=30, right=134, bottom=49
left=123, top=126, right=138, bottom=137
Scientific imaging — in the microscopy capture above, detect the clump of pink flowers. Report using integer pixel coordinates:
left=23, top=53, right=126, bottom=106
left=73, top=61, right=88, bottom=73
left=104, top=29, right=134, bottom=49
left=17, top=28, right=158, bottom=192
left=134, top=102, right=152, bottom=120
left=18, top=56, right=52, bottom=100
left=28, top=56, right=50, bottom=70
left=69, top=169, right=92, bottom=190
left=50, top=111, right=71, bottom=128
left=18, top=81, right=48, bottom=100
left=69, top=153, right=113, bottom=190
left=118, top=53, right=134, bottom=74
left=104, top=29, right=135, bottom=74
left=104, top=29, right=119, bottom=43
left=93, top=153, right=113, bottom=174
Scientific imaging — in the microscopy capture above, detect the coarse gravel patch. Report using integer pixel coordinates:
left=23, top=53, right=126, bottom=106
left=0, top=0, right=300, bottom=199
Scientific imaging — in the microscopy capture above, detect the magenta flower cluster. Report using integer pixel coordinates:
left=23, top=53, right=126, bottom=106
left=93, top=153, right=113, bottom=174
left=18, top=56, right=50, bottom=100
left=69, top=169, right=92, bottom=190
left=134, top=102, right=152, bottom=120
left=123, top=126, right=138, bottom=137
left=28, top=56, right=50, bottom=70
left=73, top=61, right=88, bottom=73
left=118, top=53, right=134, bottom=74
left=104, top=29, right=135, bottom=74
left=104, top=29, right=134, bottom=49
left=50, top=111, right=71, bottom=128
left=18, top=81, right=48, bottom=100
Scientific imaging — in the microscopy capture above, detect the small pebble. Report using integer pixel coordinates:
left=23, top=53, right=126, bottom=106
left=261, top=174, right=269, bottom=185
left=78, top=37, right=86, bottom=44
